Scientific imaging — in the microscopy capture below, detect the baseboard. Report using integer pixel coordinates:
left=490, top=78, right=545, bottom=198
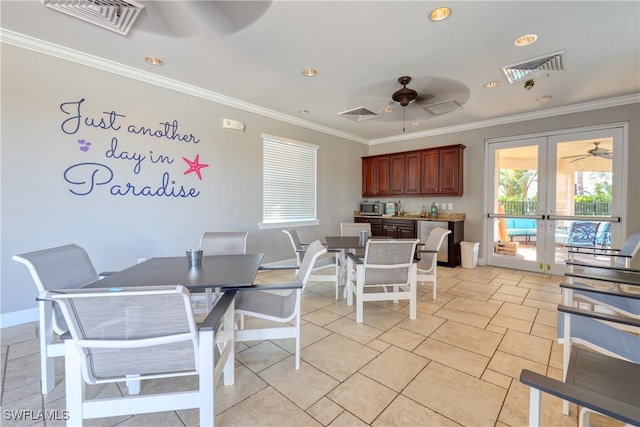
left=1, top=307, right=38, bottom=328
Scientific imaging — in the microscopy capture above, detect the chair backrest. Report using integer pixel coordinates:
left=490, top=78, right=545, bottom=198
left=295, top=240, right=328, bottom=287
left=616, top=232, right=640, bottom=268
left=362, top=239, right=419, bottom=285
left=596, top=222, right=612, bottom=248
left=340, top=222, right=371, bottom=237
left=12, top=244, right=100, bottom=334
left=283, top=228, right=304, bottom=265
left=199, top=231, right=248, bottom=255
left=568, top=221, right=600, bottom=247
left=45, top=285, right=198, bottom=384
left=417, top=227, right=452, bottom=271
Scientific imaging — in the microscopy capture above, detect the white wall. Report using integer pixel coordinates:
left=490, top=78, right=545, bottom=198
left=1, top=44, right=368, bottom=324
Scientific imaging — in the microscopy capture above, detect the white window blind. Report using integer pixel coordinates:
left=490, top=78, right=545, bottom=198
left=262, top=134, right=318, bottom=225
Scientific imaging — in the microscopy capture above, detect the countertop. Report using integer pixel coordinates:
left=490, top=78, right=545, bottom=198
left=354, top=213, right=465, bottom=222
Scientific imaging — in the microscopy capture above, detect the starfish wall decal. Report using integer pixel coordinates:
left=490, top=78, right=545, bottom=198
left=182, top=154, right=209, bottom=180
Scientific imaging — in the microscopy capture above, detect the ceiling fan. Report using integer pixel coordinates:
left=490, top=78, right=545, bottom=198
left=563, top=142, right=613, bottom=163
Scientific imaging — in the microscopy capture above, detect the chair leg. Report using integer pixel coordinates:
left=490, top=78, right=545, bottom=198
left=65, top=340, right=84, bottom=425
left=39, top=300, right=56, bottom=395
left=295, top=289, right=301, bottom=369
left=528, top=387, right=541, bottom=427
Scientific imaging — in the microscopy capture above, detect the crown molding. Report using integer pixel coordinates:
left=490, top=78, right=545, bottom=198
left=2, top=29, right=638, bottom=147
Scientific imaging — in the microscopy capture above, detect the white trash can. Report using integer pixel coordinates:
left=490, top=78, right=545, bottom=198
left=460, top=241, right=479, bottom=268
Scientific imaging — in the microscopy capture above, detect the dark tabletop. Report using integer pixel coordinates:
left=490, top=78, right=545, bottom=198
left=87, top=253, right=264, bottom=291
left=325, top=236, right=391, bottom=250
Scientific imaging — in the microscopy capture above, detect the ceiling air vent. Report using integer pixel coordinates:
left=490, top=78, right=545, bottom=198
left=338, top=106, right=381, bottom=122
left=41, top=0, right=145, bottom=36
left=501, top=50, right=565, bottom=84
left=423, top=99, right=461, bottom=115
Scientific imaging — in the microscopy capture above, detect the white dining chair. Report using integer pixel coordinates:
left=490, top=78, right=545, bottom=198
left=416, top=227, right=451, bottom=299
left=346, top=238, right=419, bottom=323
left=195, top=231, right=248, bottom=311
left=42, top=284, right=234, bottom=426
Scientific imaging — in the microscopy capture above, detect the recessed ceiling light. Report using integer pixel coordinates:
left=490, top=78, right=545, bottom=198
left=411, top=121, right=421, bottom=126
left=484, top=81, right=498, bottom=88
left=383, top=107, right=395, bottom=113
left=537, top=95, right=552, bottom=102
left=429, top=7, right=451, bottom=21
left=298, top=109, right=310, bottom=114
left=514, top=34, right=538, bottom=47
left=302, top=68, right=318, bottom=77
left=144, top=56, right=164, bottom=66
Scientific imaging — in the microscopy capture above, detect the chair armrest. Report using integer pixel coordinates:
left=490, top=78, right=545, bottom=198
left=415, top=249, right=438, bottom=254
left=99, top=271, right=118, bottom=277
left=200, top=290, right=235, bottom=331
left=346, top=253, right=363, bottom=265
left=236, top=283, right=303, bottom=291
left=258, top=265, right=300, bottom=271
left=519, top=369, right=640, bottom=426
left=567, top=248, right=624, bottom=257
left=560, top=281, right=640, bottom=300
left=565, top=261, right=640, bottom=274
left=558, top=304, right=640, bottom=327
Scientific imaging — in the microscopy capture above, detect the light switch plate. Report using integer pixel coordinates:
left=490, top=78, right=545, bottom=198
left=441, top=202, right=447, bottom=210
left=448, top=203, right=453, bottom=210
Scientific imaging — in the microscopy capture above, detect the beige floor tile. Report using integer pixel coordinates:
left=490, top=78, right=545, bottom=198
left=0, top=323, right=37, bottom=346
left=490, top=314, right=533, bottom=333
left=394, top=312, right=446, bottom=337
left=328, top=410, right=369, bottom=426
left=366, top=338, right=391, bottom=352
left=306, top=397, right=344, bottom=425
left=414, top=338, right=490, bottom=378
left=429, top=320, right=502, bottom=357
left=324, top=317, right=382, bottom=345
left=531, top=322, right=557, bottom=340
left=236, top=341, right=291, bottom=373
left=301, top=334, right=378, bottom=382
left=481, top=369, right=513, bottom=389
left=216, top=386, right=321, bottom=427
left=211, top=364, right=268, bottom=414
left=487, top=351, right=547, bottom=378
left=373, top=394, right=463, bottom=427
left=535, top=308, right=558, bottom=327
left=523, top=298, right=559, bottom=312
left=360, top=346, right=428, bottom=392
left=443, top=296, right=502, bottom=318
left=259, top=358, right=339, bottom=410
left=376, top=326, right=426, bottom=351
left=497, top=302, right=538, bottom=321
left=491, top=293, right=525, bottom=305
left=433, top=307, right=491, bottom=329
left=498, top=329, right=551, bottom=364
left=403, top=362, right=507, bottom=427
left=303, top=308, right=343, bottom=326
left=327, top=372, right=396, bottom=424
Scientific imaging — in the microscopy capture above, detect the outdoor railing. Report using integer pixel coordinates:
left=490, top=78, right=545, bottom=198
left=501, top=201, right=611, bottom=216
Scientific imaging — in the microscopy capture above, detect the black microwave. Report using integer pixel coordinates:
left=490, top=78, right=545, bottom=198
left=359, top=201, right=384, bottom=216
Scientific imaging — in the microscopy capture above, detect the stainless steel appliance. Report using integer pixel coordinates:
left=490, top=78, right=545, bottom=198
left=359, top=201, right=384, bottom=216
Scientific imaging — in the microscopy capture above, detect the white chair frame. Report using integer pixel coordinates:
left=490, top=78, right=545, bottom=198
left=346, top=239, right=419, bottom=323
left=46, top=285, right=236, bottom=426
left=416, top=227, right=452, bottom=299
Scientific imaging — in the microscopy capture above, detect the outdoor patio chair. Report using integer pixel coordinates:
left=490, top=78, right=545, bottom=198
left=416, top=227, right=451, bottom=299
left=235, top=240, right=327, bottom=369
left=42, top=285, right=235, bottom=426
left=283, top=228, right=340, bottom=298
left=346, top=238, right=419, bottom=323
left=566, top=221, right=600, bottom=248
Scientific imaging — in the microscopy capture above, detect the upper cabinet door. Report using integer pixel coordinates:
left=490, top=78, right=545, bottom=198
left=362, top=155, right=390, bottom=197
left=437, top=145, right=464, bottom=195
left=420, top=149, right=439, bottom=194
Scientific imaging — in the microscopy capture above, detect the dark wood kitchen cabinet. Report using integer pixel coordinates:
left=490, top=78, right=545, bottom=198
left=389, top=151, right=421, bottom=195
left=382, top=218, right=416, bottom=238
left=362, top=144, right=464, bottom=197
left=421, top=144, right=465, bottom=196
left=354, top=216, right=383, bottom=236
left=362, top=155, right=390, bottom=197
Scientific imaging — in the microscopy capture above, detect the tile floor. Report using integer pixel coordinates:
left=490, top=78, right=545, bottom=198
left=1, top=265, right=624, bottom=426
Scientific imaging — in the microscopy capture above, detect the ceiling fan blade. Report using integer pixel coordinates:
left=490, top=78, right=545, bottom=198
left=569, top=155, right=590, bottom=163
left=599, top=152, right=613, bottom=159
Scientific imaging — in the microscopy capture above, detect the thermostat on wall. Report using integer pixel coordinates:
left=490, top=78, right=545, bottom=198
left=222, top=118, right=246, bottom=132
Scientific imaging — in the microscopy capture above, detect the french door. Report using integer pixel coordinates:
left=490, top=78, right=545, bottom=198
left=485, top=124, right=626, bottom=275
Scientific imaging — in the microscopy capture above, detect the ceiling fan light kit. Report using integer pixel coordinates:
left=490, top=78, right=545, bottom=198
left=392, top=76, right=418, bottom=107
